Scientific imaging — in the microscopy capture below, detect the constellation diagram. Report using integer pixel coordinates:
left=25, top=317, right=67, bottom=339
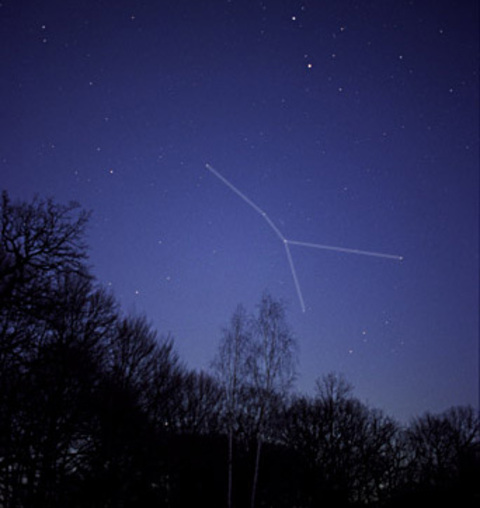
left=205, top=163, right=403, bottom=312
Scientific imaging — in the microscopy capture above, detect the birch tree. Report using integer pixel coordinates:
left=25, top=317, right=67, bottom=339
left=212, top=304, right=251, bottom=508
left=249, top=293, right=297, bottom=508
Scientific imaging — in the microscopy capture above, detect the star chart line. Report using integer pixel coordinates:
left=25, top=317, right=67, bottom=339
left=205, top=163, right=403, bottom=313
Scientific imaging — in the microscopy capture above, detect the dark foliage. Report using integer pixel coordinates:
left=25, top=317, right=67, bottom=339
left=1, top=191, right=479, bottom=507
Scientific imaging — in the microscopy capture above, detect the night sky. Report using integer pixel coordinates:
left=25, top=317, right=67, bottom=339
left=1, top=0, right=478, bottom=422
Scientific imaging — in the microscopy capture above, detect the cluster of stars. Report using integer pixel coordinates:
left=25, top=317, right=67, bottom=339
left=346, top=326, right=405, bottom=356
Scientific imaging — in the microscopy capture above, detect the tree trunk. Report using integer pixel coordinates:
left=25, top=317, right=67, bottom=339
left=228, top=427, right=233, bottom=508
left=250, top=436, right=262, bottom=508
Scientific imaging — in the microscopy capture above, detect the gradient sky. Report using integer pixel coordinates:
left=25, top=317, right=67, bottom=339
left=1, top=0, right=478, bottom=422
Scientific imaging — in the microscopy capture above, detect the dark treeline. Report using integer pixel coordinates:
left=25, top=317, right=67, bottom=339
left=1, top=191, right=479, bottom=508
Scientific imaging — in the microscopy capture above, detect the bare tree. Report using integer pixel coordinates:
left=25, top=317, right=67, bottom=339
left=212, top=304, right=251, bottom=508
left=212, top=295, right=297, bottom=508
left=406, top=405, right=480, bottom=495
left=176, top=370, right=222, bottom=435
left=0, top=193, right=103, bottom=507
left=0, top=192, right=91, bottom=371
left=0, top=191, right=90, bottom=302
left=108, top=315, right=161, bottom=400
left=0, top=273, right=117, bottom=507
left=248, top=293, right=297, bottom=508
left=282, top=373, right=402, bottom=505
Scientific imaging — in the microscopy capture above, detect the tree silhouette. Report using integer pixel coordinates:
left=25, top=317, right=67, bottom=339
left=248, top=293, right=297, bottom=508
left=0, top=273, right=117, bottom=506
left=212, top=304, right=251, bottom=508
left=0, top=192, right=106, bottom=507
left=402, top=405, right=480, bottom=504
left=0, top=191, right=90, bottom=303
left=1, top=191, right=479, bottom=507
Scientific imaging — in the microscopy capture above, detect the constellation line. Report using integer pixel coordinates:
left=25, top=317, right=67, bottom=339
left=206, top=163, right=266, bottom=217
left=286, top=239, right=404, bottom=261
left=262, top=213, right=286, bottom=242
left=205, top=162, right=403, bottom=312
left=284, top=241, right=306, bottom=313
left=206, top=163, right=286, bottom=242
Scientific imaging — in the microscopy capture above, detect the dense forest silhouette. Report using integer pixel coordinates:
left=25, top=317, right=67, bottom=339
left=1, top=191, right=479, bottom=507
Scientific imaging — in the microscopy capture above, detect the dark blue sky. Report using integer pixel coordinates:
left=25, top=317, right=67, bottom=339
left=1, top=0, right=478, bottom=422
